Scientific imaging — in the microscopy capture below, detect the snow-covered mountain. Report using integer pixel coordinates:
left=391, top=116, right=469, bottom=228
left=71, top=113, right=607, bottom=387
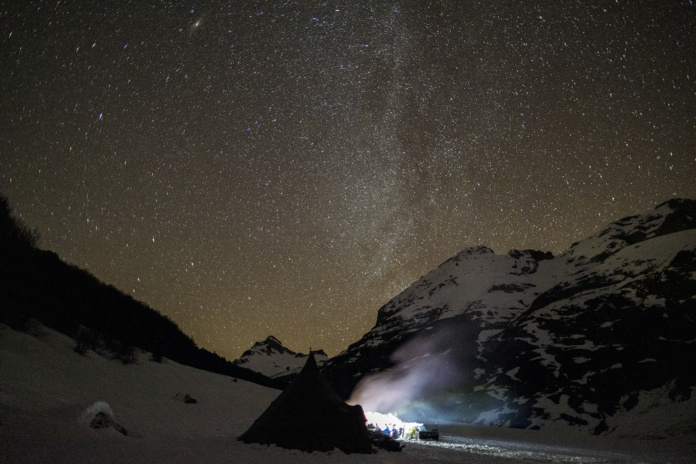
left=325, top=199, right=696, bottom=437
left=233, top=336, right=328, bottom=378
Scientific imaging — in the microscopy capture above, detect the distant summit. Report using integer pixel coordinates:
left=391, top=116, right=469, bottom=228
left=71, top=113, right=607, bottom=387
left=233, top=336, right=328, bottom=378
left=324, top=198, right=696, bottom=437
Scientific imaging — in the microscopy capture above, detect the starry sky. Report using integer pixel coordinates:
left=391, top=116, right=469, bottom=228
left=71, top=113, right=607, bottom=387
left=2, top=1, right=695, bottom=360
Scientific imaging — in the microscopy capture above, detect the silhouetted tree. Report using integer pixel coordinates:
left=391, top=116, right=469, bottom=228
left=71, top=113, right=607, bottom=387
left=0, top=194, right=39, bottom=253
left=0, top=193, right=41, bottom=329
left=74, top=326, right=102, bottom=355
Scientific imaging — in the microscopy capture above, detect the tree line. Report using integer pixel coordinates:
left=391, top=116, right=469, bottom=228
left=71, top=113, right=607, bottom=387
left=0, top=193, right=281, bottom=388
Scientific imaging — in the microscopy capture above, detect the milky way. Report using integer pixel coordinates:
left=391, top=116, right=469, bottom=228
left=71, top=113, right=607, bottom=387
left=2, top=1, right=694, bottom=359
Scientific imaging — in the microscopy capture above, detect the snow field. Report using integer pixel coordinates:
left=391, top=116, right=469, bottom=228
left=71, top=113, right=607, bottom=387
left=1, top=323, right=694, bottom=463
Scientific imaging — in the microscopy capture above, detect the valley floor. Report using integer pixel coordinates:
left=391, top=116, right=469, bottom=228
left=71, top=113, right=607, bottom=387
left=1, top=323, right=694, bottom=463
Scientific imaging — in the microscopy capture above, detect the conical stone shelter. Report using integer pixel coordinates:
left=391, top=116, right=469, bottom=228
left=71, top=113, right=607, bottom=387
left=239, top=352, right=373, bottom=454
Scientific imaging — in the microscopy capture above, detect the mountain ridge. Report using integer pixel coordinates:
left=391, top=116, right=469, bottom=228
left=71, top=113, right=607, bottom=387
left=321, top=198, right=696, bottom=437
left=0, top=194, right=282, bottom=389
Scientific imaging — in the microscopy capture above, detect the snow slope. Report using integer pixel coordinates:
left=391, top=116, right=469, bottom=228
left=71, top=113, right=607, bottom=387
left=3, top=322, right=692, bottom=463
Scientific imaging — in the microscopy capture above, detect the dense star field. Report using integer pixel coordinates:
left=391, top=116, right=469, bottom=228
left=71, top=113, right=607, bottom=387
left=1, top=1, right=695, bottom=359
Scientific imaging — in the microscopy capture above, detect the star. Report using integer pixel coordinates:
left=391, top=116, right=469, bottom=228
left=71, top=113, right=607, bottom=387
left=0, top=1, right=694, bottom=360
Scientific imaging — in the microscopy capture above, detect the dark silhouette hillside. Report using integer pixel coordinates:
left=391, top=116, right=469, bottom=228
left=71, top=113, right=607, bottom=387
left=0, top=194, right=280, bottom=389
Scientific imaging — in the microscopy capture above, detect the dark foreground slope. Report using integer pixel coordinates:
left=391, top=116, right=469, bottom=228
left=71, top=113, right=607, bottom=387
left=0, top=195, right=279, bottom=388
left=324, top=199, right=696, bottom=436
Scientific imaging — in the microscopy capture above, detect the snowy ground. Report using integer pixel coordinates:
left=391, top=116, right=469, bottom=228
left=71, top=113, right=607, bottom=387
left=1, top=323, right=694, bottom=463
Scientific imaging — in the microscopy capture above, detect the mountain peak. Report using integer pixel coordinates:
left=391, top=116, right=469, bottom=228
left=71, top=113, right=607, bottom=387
left=247, top=336, right=295, bottom=357
left=460, top=245, right=495, bottom=256
left=233, top=337, right=328, bottom=379
left=261, top=335, right=285, bottom=349
left=655, top=197, right=696, bottom=212
left=324, top=198, right=696, bottom=436
left=565, top=198, right=696, bottom=263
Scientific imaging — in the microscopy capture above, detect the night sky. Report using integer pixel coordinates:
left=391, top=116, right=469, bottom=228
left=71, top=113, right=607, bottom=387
left=2, top=1, right=695, bottom=360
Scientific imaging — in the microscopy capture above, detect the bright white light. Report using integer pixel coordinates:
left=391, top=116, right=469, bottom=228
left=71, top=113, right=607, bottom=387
left=364, top=411, right=422, bottom=439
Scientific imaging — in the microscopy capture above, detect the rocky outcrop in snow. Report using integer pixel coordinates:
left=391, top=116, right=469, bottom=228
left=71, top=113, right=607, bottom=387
left=325, top=199, right=696, bottom=437
left=81, top=401, right=128, bottom=436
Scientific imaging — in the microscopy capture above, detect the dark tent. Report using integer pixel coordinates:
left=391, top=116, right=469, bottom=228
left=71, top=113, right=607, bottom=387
left=238, top=353, right=373, bottom=454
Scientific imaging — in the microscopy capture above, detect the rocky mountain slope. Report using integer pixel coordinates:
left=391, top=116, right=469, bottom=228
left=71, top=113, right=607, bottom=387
left=323, top=199, right=696, bottom=437
left=233, top=336, right=328, bottom=378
